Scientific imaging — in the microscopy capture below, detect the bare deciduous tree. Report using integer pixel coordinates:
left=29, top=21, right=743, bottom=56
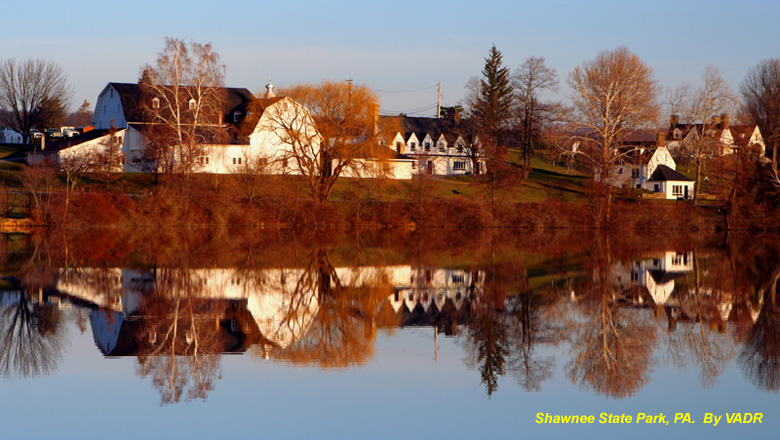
left=0, top=59, right=72, bottom=144
left=513, top=56, right=559, bottom=172
left=140, top=38, right=227, bottom=175
left=674, top=66, right=738, bottom=203
left=259, top=81, right=388, bottom=202
left=566, top=46, right=660, bottom=226
left=741, top=58, right=780, bottom=172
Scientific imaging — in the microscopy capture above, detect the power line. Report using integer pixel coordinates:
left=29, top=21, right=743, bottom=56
left=380, top=103, right=438, bottom=116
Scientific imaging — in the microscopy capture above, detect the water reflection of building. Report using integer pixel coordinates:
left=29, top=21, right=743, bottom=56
left=385, top=268, right=481, bottom=335
left=53, top=266, right=481, bottom=354
left=54, top=267, right=321, bottom=356
left=605, top=251, right=763, bottom=332
left=610, top=251, right=693, bottom=306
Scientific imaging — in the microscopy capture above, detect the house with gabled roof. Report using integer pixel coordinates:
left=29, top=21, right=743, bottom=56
left=379, top=112, right=484, bottom=176
left=667, top=114, right=765, bottom=157
left=43, top=81, right=414, bottom=178
left=92, top=82, right=253, bottom=130
left=645, top=164, right=695, bottom=200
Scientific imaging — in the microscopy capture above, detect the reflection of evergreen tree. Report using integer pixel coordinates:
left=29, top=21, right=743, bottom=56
left=0, top=292, right=65, bottom=377
left=469, top=307, right=508, bottom=396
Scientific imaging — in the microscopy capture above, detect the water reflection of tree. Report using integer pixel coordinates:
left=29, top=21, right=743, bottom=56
left=253, top=249, right=399, bottom=368
left=0, top=292, right=65, bottom=377
left=462, top=262, right=560, bottom=396
left=135, top=269, right=223, bottom=405
left=739, top=273, right=780, bottom=391
left=566, top=237, right=657, bottom=399
left=504, top=285, right=558, bottom=392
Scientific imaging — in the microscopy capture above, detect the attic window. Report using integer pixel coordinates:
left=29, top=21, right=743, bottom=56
left=424, top=141, right=431, bottom=151
left=410, top=142, right=416, bottom=150
left=188, top=99, right=196, bottom=111
left=233, top=112, right=241, bottom=123
left=152, top=97, right=160, bottom=109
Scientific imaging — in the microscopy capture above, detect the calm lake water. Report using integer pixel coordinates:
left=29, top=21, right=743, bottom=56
left=0, top=229, right=777, bottom=439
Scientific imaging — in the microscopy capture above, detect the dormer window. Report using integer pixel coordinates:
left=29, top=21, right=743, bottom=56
left=424, top=141, right=431, bottom=151
left=188, top=98, right=196, bottom=111
left=152, top=97, right=160, bottom=109
left=233, top=112, right=241, bottom=123
left=410, top=142, right=416, bottom=150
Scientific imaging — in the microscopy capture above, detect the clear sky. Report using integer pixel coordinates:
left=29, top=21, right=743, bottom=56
left=2, top=0, right=778, bottom=117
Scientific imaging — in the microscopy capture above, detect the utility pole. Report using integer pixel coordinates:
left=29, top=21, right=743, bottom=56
left=436, top=82, right=441, bottom=118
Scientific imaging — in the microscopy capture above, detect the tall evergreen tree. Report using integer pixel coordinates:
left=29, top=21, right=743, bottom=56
left=471, top=45, right=514, bottom=138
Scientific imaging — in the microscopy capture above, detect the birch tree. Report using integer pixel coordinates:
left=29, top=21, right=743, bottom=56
left=140, top=38, right=227, bottom=175
left=567, top=47, right=660, bottom=226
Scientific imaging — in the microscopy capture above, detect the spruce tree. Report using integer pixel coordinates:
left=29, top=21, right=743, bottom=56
left=473, top=45, right=514, bottom=137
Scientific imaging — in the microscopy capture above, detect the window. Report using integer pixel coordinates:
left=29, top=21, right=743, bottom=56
left=410, top=142, right=416, bottom=150
left=152, top=97, right=160, bottom=109
left=617, top=167, right=623, bottom=174
left=424, top=141, right=431, bottom=151
left=451, top=274, right=464, bottom=283
left=631, top=169, right=639, bottom=178
left=188, top=98, right=196, bottom=111
left=395, top=141, right=402, bottom=152
left=672, top=185, right=683, bottom=195
left=233, top=157, right=242, bottom=165
left=205, top=157, right=210, bottom=164
left=453, top=161, right=467, bottom=171
left=233, top=112, right=241, bottom=123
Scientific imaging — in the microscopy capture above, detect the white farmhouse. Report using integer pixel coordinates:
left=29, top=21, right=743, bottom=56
left=379, top=113, right=484, bottom=176
left=53, top=82, right=414, bottom=179
left=0, top=128, right=22, bottom=144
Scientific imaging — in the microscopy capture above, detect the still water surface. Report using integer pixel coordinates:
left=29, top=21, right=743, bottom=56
left=0, top=229, right=776, bottom=439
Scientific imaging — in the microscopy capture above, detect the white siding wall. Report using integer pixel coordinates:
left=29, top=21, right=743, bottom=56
left=93, top=85, right=128, bottom=129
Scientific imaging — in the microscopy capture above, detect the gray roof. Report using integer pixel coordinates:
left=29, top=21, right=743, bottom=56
left=647, top=164, right=693, bottom=182
left=379, top=115, right=474, bottom=143
left=107, top=82, right=254, bottom=124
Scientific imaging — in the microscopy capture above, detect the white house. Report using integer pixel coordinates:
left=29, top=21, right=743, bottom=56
left=667, top=114, right=766, bottom=157
left=605, top=132, right=694, bottom=200
left=0, top=128, right=22, bottom=144
left=379, top=114, right=484, bottom=176
left=60, top=82, right=415, bottom=179
left=645, top=164, right=695, bottom=200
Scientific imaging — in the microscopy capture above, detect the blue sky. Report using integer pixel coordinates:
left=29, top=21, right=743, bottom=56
left=2, top=0, right=778, bottom=116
